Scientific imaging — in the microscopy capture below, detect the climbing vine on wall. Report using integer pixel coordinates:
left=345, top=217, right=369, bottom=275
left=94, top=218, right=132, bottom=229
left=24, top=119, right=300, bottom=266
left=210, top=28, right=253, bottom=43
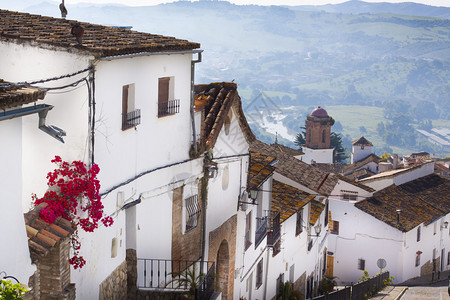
left=33, top=156, right=113, bottom=269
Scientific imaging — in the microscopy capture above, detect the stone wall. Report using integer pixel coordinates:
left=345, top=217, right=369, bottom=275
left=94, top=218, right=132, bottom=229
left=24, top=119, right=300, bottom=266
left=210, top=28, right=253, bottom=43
left=421, top=258, right=440, bottom=277
left=171, top=185, right=203, bottom=262
left=99, top=260, right=127, bottom=300
left=38, top=239, right=75, bottom=300
left=126, top=249, right=137, bottom=300
left=294, top=271, right=306, bottom=300
left=208, top=214, right=237, bottom=300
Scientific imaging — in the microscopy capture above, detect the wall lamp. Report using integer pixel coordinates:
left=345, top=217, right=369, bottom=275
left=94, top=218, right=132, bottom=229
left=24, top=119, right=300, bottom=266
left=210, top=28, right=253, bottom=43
left=238, top=189, right=259, bottom=209
left=308, top=224, right=322, bottom=237
left=441, top=221, right=449, bottom=229
left=208, top=165, right=218, bottom=179
left=0, top=271, right=20, bottom=283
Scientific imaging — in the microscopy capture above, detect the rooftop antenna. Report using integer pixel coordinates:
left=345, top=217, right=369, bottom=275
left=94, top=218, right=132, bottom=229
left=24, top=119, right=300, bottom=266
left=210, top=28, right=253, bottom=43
left=60, top=0, right=68, bottom=18
left=275, top=132, right=278, bottom=144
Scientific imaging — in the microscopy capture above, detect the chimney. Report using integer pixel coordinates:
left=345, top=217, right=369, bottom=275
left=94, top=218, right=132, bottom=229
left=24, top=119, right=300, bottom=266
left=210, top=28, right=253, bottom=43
left=393, top=154, right=398, bottom=169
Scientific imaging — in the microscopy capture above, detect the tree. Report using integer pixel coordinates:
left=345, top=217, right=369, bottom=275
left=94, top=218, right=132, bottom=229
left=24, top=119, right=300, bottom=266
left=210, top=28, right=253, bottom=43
left=294, top=128, right=347, bottom=164
left=331, top=132, right=347, bottom=164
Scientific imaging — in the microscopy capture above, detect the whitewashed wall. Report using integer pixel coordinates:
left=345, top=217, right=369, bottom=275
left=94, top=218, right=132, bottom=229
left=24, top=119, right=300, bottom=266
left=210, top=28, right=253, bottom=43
left=328, top=200, right=404, bottom=284
left=0, top=118, right=36, bottom=283
left=301, top=147, right=334, bottom=164
left=351, top=145, right=373, bottom=164
left=0, top=41, right=93, bottom=212
left=236, top=178, right=272, bottom=300
left=361, top=162, right=435, bottom=191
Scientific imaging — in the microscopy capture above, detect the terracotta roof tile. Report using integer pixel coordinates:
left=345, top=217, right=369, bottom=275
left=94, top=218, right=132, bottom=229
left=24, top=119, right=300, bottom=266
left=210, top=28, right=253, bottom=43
left=0, top=80, right=46, bottom=110
left=270, top=143, right=304, bottom=156
left=195, top=82, right=255, bottom=149
left=24, top=203, right=75, bottom=261
left=343, top=153, right=381, bottom=175
left=271, top=180, right=313, bottom=223
left=355, top=174, right=450, bottom=232
left=0, top=9, right=200, bottom=58
left=334, top=174, right=375, bottom=192
left=248, top=151, right=276, bottom=191
left=352, top=136, right=373, bottom=146
left=250, top=140, right=338, bottom=195
left=309, top=200, right=325, bottom=225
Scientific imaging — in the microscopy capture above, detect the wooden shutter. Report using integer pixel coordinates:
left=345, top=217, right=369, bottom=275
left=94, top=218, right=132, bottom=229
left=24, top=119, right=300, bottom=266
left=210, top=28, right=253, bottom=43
left=158, top=77, right=170, bottom=104
left=122, top=85, right=129, bottom=130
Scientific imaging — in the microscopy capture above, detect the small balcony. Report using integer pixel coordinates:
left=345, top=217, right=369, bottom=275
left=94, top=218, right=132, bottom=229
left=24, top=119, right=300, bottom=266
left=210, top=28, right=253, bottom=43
left=255, top=216, right=269, bottom=248
left=158, top=99, right=180, bottom=117
left=122, top=109, right=141, bottom=130
left=267, top=211, right=281, bottom=247
left=137, top=258, right=215, bottom=299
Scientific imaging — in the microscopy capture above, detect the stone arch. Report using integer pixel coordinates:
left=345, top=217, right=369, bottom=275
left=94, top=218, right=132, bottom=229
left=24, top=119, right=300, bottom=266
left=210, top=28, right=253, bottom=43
left=216, top=239, right=230, bottom=300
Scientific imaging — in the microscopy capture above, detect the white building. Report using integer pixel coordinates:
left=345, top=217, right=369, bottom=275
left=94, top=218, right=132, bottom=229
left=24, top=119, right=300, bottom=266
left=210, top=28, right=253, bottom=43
left=329, top=173, right=450, bottom=284
left=0, top=8, right=203, bottom=299
left=0, top=83, right=45, bottom=284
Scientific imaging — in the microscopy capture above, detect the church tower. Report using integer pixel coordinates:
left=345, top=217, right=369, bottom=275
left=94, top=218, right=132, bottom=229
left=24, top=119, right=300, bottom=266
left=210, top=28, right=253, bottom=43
left=301, top=107, right=334, bottom=164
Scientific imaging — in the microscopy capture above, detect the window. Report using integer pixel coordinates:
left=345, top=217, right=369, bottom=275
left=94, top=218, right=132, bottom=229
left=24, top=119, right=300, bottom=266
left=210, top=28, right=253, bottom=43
left=341, top=190, right=358, bottom=201
left=324, top=200, right=329, bottom=226
left=296, top=209, right=303, bottom=236
left=256, top=258, right=263, bottom=289
left=122, top=84, right=140, bottom=130
left=447, top=251, right=450, bottom=266
left=417, top=226, right=421, bottom=242
left=245, top=211, right=252, bottom=250
left=358, top=258, right=365, bottom=270
left=289, top=264, right=295, bottom=283
left=322, top=129, right=326, bottom=143
left=158, top=77, right=179, bottom=117
left=185, top=195, right=200, bottom=232
left=330, top=221, right=340, bottom=235
left=416, top=251, right=422, bottom=267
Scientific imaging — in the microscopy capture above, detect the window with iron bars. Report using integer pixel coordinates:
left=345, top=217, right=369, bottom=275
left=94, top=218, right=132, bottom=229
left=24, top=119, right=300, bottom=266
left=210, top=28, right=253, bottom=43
left=122, top=84, right=141, bottom=130
left=158, top=77, right=180, bottom=117
left=185, top=195, right=200, bottom=232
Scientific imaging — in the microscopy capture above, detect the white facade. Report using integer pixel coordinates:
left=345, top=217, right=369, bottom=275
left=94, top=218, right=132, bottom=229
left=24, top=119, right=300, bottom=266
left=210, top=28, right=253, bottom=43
left=328, top=199, right=450, bottom=284
left=301, top=146, right=334, bottom=164
left=1, top=37, right=204, bottom=299
left=360, top=161, right=435, bottom=191
left=0, top=117, right=36, bottom=284
left=351, top=144, right=373, bottom=164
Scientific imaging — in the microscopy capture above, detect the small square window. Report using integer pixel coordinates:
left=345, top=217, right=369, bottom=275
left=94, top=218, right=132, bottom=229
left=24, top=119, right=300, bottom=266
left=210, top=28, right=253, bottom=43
left=358, top=258, right=365, bottom=270
left=330, top=221, right=340, bottom=235
left=158, top=77, right=179, bottom=117
left=185, top=195, right=200, bottom=232
left=415, top=253, right=421, bottom=267
left=417, top=226, right=421, bottom=242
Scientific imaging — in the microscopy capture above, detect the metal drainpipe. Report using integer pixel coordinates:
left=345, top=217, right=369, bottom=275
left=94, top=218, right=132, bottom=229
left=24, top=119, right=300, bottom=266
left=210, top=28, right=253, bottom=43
left=191, top=51, right=202, bottom=152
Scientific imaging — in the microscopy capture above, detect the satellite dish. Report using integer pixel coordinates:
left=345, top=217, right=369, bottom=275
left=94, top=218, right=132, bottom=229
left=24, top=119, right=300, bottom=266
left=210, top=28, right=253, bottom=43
left=377, top=258, right=387, bottom=271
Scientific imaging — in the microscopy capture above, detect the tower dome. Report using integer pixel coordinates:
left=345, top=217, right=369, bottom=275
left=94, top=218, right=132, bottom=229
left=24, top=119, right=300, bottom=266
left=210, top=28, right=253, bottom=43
left=311, top=106, right=328, bottom=117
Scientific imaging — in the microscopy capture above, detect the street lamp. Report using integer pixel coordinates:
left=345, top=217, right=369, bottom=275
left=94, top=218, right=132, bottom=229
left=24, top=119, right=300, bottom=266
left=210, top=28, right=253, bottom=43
left=309, top=224, right=322, bottom=237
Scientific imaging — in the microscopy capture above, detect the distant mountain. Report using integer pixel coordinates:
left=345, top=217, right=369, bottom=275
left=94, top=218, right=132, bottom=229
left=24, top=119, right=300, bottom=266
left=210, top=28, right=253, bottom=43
left=288, top=0, right=450, bottom=19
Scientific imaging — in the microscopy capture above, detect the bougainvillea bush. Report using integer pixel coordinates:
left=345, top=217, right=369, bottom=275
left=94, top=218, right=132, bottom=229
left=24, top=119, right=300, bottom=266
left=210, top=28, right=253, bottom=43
left=33, top=156, right=113, bottom=269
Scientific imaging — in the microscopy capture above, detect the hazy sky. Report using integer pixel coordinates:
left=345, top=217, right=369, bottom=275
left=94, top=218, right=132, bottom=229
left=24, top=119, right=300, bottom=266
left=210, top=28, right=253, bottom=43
left=57, top=0, right=450, bottom=8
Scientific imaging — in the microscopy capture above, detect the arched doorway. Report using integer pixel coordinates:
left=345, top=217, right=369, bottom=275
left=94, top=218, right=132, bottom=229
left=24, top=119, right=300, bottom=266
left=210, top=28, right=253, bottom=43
left=216, top=240, right=230, bottom=300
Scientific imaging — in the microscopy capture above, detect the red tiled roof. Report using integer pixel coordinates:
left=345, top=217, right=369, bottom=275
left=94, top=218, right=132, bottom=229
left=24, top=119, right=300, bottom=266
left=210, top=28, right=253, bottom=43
left=334, top=174, right=375, bottom=192
left=248, top=151, right=276, bottom=191
left=355, top=174, right=450, bottom=232
left=352, top=136, right=373, bottom=146
left=0, top=80, right=46, bottom=109
left=271, top=180, right=313, bottom=223
left=24, top=203, right=75, bottom=261
left=250, top=139, right=338, bottom=196
left=0, top=9, right=200, bottom=58
left=195, top=82, right=256, bottom=149
left=270, top=143, right=304, bottom=156
left=309, top=200, right=325, bottom=225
